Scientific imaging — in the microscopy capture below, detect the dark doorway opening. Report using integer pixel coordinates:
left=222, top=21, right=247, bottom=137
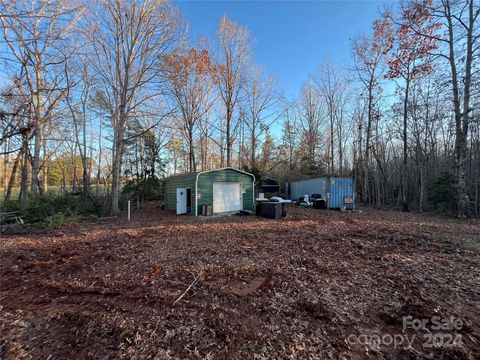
left=186, top=188, right=192, bottom=214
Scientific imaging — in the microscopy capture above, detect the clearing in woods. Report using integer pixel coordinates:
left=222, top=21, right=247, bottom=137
left=1, top=206, right=479, bottom=359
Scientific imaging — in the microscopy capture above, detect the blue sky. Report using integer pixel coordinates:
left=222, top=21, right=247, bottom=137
left=175, top=0, right=394, bottom=98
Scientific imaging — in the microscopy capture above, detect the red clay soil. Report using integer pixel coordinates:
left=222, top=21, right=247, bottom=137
left=1, top=205, right=479, bottom=359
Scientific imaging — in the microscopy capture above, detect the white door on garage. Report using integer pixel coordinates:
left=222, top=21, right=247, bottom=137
left=213, top=182, right=242, bottom=213
left=176, top=188, right=187, bottom=214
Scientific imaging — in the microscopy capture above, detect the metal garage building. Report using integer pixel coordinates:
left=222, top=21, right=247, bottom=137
left=287, top=177, right=355, bottom=209
left=164, top=167, right=255, bottom=216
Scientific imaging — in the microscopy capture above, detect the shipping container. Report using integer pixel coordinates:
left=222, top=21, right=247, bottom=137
left=287, top=177, right=355, bottom=209
left=328, top=177, right=355, bottom=209
left=287, top=178, right=327, bottom=202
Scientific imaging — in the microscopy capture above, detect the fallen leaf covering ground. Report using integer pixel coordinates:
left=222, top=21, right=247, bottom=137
left=1, top=205, right=479, bottom=359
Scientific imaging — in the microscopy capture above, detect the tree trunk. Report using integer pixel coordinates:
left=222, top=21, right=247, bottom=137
left=30, top=122, right=42, bottom=194
left=475, top=179, right=479, bottom=218
left=226, top=107, right=232, bottom=167
left=402, top=76, right=410, bottom=212
left=82, top=114, right=89, bottom=197
left=456, top=137, right=468, bottom=216
left=443, top=0, right=474, bottom=218
left=110, top=137, right=123, bottom=215
left=40, top=129, right=48, bottom=194
left=338, top=130, right=343, bottom=177
left=357, top=113, right=364, bottom=203
left=41, top=165, right=48, bottom=195
left=456, top=0, right=475, bottom=217
left=419, top=164, right=425, bottom=212
left=226, top=123, right=232, bottom=167
left=220, top=131, right=225, bottom=167
left=173, top=148, right=178, bottom=175
left=188, top=126, right=196, bottom=173
left=250, top=124, right=256, bottom=170
left=363, top=83, right=373, bottom=205
left=19, top=131, right=31, bottom=204
left=5, top=152, right=21, bottom=201
left=330, top=120, right=334, bottom=175
left=238, top=117, right=243, bottom=169
left=82, top=161, right=89, bottom=197
left=110, top=90, right=128, bottom=215
left=96, top=119, right=102, bottom=196
left=110, top=105, right=126, bottom=215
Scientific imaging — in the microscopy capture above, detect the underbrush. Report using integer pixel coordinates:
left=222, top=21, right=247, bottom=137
left=1, top=193, right=108, bottom=228
left=44, top=211, right=81, bottom=229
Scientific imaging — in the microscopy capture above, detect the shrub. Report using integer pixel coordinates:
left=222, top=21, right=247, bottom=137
left=1, top=186, right=115, bottom=228
left=122, top=177, right=162, bottom=203
left=75, top=194, right=109, bottom=217
left=1, top=199, right=22, bottom=212
left=23, top=195, right=58, bottom=223
left=15, top=193, right=109, bottom=225
left=45, top=212, right=65, bottom=228
left=45, top=211, right=79, bottom=229
left=85, top=214, right=99, bottom=222
left=427, top=172, right=456, bottom=211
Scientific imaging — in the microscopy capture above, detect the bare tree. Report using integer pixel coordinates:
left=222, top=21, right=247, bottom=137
left=0, top=0, right=80, bottom=195
left=352, top=16, right=392, bottom=204
left=436, top=0, right=478, bottom=217
left=409, top=74, right=445, bottom=210
left=244, top=66, right=280, bottom=171
left=298, top=79, right=325, bottom=174
left=401, top=0, right=478, bottom=216
left=197, top=107, right=215, bottom=171
left=215, top=15, right=250, bottom=167
left=0, top=83, right=32, bottom=202
left=86, top=0, right=181, bottom=215
left=315, top=60, right=350, bottom=175
left=64, top=48, right=92, bottom=196
left=384, top=7, right=439, bottom=211
left=164, top=48, right=216, bottom=173
left=281, top=100, right=300, bottom=171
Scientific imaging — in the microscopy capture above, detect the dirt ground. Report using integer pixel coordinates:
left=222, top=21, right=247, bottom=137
left=1, top=205, right=479, bottom=359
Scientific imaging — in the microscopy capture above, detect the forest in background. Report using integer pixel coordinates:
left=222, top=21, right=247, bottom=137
left=0, top=0, right=478, bottom=222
